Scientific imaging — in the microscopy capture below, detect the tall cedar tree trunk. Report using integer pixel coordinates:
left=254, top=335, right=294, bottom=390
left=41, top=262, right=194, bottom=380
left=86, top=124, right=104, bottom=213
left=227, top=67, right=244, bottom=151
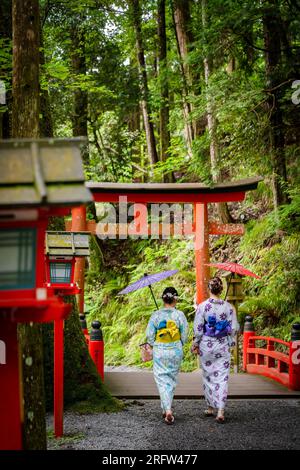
left=0, top=0, right=12, bottom=138
left=201, top=0, right=233, bottom=223
left=71, top=24, right=89, bottom=165
left=39, top=35, right=109, bottom=412
left=40, top=26, right=117, bottom=413
left=12, top=0, right=47, bottom=450
left=128, top=105, right=141, bottom=176
left=157, top=0, right=172, bottom=181
left=39, top=28, right=53, bottom=138
left=130, top=0, right=158, bottom=167
left=39, top=14, right=103, bottom=412
left=172, top=0, right=194, bottom=156
left=263, top=0, right=288, bottom=208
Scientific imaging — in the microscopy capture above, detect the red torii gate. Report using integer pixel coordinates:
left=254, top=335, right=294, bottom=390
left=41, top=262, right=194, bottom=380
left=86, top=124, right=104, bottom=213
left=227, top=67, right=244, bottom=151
left=71, top=178, right=262, bottom=310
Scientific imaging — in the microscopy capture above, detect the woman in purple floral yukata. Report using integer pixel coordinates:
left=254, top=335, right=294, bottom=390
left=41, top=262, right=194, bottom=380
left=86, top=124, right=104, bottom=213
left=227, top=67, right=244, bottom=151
left=191, top=277, right=239, bottom=423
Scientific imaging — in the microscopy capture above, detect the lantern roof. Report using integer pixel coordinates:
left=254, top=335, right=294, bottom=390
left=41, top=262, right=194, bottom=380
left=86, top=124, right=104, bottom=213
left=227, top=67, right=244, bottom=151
left=45, top=231, right=90, bottom=257
left=0, top=138, right=92, bottom=208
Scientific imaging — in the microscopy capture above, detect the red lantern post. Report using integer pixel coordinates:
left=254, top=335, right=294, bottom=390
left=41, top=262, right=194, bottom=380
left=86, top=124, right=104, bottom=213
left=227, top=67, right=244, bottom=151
left=0, top=138, right=92, bottom=450
left=0, top=317, right=22, bottom=450
left=0, top=215, right=72, bottom=450
left=54, top=319, right=64, bottom=437
left=89, top=321, right=104, bottom=381
left=44, top=230, right=90, bottom=437
left=243, top=316, right=255, bottom=371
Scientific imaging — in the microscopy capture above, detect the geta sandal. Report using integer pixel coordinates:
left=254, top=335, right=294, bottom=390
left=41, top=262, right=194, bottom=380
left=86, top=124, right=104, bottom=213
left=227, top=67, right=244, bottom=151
left=164, top=412, right=175, bottom=425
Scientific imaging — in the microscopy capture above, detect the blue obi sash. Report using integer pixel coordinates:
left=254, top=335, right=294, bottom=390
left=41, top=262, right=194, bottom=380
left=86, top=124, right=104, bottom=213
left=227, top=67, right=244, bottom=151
left=203, top=315, right=231, bottom=338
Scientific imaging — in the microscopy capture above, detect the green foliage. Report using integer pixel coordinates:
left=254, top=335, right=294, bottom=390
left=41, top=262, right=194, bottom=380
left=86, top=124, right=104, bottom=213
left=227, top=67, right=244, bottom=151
left=238, top=191, right=300, bottom=337
left=86, top=238, right=197, bottom=371
left=277, top=188, right=300, bottom=234
left=85, top=188, right=300, bottom=369
left=0, top=37, right=12, bottom=83
left=37, top=0, right=300, bottom=194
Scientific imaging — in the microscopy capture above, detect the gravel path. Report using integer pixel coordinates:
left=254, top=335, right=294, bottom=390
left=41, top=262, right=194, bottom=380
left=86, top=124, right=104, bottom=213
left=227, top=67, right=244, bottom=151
left=47, top=399, right=300, bottom=450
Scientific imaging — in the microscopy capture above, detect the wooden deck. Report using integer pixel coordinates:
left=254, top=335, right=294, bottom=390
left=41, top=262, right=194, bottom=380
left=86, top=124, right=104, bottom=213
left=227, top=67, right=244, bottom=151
left=105, top=371, right=300, bottom=399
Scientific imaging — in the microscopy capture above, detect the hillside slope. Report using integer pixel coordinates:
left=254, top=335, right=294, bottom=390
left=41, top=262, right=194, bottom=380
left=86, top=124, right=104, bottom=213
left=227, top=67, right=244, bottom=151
left=86, top=192, right=300, bottom=371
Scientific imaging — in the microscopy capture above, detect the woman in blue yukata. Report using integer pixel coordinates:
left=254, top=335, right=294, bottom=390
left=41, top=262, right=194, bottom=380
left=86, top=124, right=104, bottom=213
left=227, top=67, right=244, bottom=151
left=191, top=277, right=239, bottom=423
left=146, top=287, right=189, bottom=425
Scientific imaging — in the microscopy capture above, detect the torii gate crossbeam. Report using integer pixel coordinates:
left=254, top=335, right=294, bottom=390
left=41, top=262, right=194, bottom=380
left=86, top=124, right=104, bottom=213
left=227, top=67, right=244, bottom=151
left=72, top=177, right=262, bottom=308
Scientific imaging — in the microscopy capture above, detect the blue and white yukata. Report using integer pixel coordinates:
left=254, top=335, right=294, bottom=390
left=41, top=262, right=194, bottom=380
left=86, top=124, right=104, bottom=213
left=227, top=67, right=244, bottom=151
left=193, top=298, right=239, bottom=410
left=146, top=308, right=189, bottom=412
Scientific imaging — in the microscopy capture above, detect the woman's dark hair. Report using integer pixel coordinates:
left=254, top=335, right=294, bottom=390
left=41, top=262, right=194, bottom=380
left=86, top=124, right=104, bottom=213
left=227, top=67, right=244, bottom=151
left=162, top=287, right=179, bottom=304
left=208, top=276, right=223, bottom=295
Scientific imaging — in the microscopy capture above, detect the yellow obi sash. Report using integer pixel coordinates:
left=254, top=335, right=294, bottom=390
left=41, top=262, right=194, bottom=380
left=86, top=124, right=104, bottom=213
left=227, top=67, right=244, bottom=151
left=155, top=320, right=181, bottom=343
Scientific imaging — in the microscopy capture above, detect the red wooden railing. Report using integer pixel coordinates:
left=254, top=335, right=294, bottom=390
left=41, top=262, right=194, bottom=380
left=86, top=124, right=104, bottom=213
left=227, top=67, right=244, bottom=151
left=243, top=317, right=300, bottom=391
left=244, top=335, right=290, bottom=387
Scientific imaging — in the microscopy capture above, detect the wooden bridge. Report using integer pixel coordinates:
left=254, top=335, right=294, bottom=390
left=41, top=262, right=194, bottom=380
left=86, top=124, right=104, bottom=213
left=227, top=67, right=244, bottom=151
left=105, top=370, right=300, bottom=399
left=104, top=318, right=300, bottom=399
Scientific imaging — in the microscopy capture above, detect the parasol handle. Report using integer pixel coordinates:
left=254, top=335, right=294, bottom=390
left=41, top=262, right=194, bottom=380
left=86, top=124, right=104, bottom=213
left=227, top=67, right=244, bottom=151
left=148, top=284, right=159, bottom=309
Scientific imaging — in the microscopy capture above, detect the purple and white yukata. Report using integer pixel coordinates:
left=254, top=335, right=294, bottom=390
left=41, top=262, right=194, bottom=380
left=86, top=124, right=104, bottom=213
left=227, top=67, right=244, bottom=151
left=193, top=298, right=239, bottom=410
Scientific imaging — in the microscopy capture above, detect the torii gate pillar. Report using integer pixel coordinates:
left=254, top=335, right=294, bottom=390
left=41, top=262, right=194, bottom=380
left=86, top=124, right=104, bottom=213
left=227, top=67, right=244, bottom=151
left=194, top=203, right=210, bottom=304
left=71, top=205, right=86, bottom=313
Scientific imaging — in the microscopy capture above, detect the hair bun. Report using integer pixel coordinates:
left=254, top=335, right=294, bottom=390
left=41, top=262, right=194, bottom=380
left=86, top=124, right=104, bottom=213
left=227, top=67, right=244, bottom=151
left=208, top=276, right=223, bottom=295
left=162, top=287, right=179, bottom=304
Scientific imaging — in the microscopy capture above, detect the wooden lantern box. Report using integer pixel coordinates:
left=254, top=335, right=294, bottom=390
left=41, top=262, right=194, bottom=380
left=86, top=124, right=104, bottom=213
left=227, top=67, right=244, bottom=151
left=45, top=231, right=90, bottom=295
left=223, top=271, right=244, bottom=306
